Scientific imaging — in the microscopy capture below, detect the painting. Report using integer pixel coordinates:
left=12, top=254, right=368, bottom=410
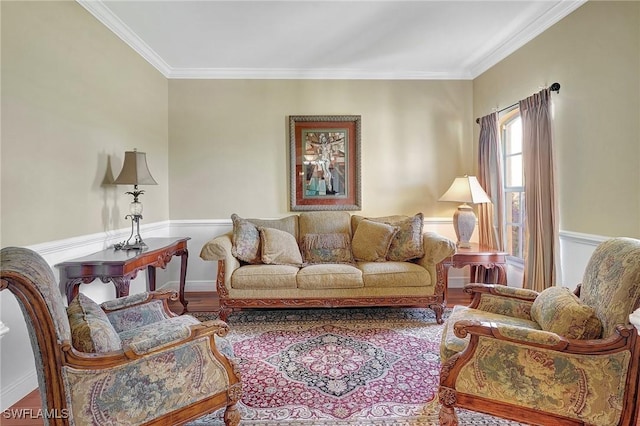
left=289, top=115, right=361, bottom=211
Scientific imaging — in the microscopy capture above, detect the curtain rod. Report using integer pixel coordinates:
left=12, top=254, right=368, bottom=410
left=475, top=82, right=560, bottom=124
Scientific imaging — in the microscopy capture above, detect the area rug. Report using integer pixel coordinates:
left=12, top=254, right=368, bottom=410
left=189, top=308, right=526, bottom=425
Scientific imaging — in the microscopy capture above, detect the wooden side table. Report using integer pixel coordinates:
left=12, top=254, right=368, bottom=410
left=440, top=243, right=508, bottom=300
left=56, top=237, right=191, bottom=313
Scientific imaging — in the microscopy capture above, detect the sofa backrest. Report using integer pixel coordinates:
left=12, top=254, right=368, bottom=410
left=248, top=215, right=299, bottom=241
left=580, top=237, right=640, bottom=337
left=299, top=211, right=352, bottom=240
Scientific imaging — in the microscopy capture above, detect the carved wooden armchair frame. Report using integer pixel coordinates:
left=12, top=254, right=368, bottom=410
left=1, top=246, right=242, bottom=425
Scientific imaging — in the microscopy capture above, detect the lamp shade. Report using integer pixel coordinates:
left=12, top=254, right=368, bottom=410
left=439, top=176, right=490, bottom=204
left=113, top=149, right=158, bottom=186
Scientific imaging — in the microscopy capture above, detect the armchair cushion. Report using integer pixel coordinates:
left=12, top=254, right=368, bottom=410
left=258, top=227, right=304, bottom=266
left=531, top=286, right=603, bottom=339
left=351, top=219, right=399, bottom=262
left=301, top=233, right=355, bottom=264
left=119, top=315, right=201, bottom=356
left=67, top=293, right=122, bottom=353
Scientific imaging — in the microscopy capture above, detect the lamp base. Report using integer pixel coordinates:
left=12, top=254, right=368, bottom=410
left=453, top=204, right=476, bottom=248
left=113, top=213, right=147, bottom=251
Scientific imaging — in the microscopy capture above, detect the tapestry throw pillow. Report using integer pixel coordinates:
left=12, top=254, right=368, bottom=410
left=67, top=293, right=122, bottom=353
left=258, top=227, right=304, bottom=266
left=231, top=213, right=262, bottom=264
left=530, top=286, right=603, bottom=340
left=385, top=213, right=425, bottom=261
left=351, top=219, right=399, bottom=262
left=301, top=233, right=355, bottom=264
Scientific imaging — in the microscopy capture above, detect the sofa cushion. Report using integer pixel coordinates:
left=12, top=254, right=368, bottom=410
left=231, top=213, right=262, bottom=264
left=259, top=227, right=304, bottom=266
left=301, top=233, right=355, bottom=264
left=358, top=261, right=431, bottom=288
left=351, top=219, right=399, bottom=262
left=531, top=286, right=603, bottom=339
left=231, top=264, right=299, bottom=289
left=297, top=264, right=363, bottom=289
left=352, top=213, right=425, bottom=261
left=67, top=293, right=122, bottom=353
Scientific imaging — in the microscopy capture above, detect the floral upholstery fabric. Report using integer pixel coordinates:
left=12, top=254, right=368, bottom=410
left=454, top=337, right=630, bottom=426
left=1, top=247, right=71, bottom=342
left=106, top=299, right=172, bottom=333
left=440, top=305, right=540, bottom=362
left=258, top=227, right=304, bottom=266
left=301, top=233, right=355, bottom=264
left=118, top=315, right=201, bottom=355
left=475, top=293, right=535, bottom=321
left=531, top=286, right=602, bottom=339
left=351, top=219, right=399, bottom=262
left=67, top=293, right=122, bottom=353
left=62, top=337, right=230, bottom=425
left=579, top=237, right=640, bottom=337
left=352, top=214, right=425, bottom=261
left=100, top=292, right=150, bottom=311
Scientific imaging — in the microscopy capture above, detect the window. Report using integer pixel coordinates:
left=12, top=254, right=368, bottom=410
left=501, top=109, right=525, bottom=259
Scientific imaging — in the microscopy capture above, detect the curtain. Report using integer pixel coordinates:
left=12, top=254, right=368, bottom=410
left=477, top=112, right=505, bottom=251
left=520, top=88, right=560, bottom=291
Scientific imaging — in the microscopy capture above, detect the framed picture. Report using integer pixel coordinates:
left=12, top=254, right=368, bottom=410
left=289, top=115, right=361, bottom=211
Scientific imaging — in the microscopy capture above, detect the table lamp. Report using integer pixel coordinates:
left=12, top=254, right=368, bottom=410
left=439, top=175, right=491, bottom=248
left=113, top=149, right=157, bottom=250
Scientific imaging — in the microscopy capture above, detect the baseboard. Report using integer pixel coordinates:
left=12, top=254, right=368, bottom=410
left=0, top=370, right=38, bottom=411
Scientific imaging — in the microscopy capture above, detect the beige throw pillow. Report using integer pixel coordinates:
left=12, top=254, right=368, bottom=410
left=258, top=227, right=304, bottom=266
left=351, top=219, right=399, bottom=262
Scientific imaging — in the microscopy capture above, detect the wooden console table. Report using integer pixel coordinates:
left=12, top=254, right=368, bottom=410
left=440, top=243, right=508, bottom=299
left=56, top=237, right=190, bottom=313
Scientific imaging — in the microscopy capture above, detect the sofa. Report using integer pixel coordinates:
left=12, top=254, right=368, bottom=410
left=200, top=211, right=456, bottom=323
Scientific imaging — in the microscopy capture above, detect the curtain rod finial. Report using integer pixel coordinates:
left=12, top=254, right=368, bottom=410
left=550, top=82, right=560, bottom=93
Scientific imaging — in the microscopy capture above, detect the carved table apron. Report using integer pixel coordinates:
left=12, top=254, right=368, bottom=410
left=56, top=237, right=190, bottom=313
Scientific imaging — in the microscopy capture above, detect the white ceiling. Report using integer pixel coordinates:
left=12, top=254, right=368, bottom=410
left=78, top=0, right=585, bottom=80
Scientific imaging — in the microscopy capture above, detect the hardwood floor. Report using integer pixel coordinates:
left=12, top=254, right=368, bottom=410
left=3, top=288, right=471, bottom=425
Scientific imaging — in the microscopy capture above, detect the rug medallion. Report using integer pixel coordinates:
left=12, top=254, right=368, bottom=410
left=190, top=308, right=526, bottom=426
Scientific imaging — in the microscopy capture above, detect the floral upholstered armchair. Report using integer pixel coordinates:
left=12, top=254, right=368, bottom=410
left=439, top=238, right=640, bottom=426
left=0, top=247, right=242, bottom=426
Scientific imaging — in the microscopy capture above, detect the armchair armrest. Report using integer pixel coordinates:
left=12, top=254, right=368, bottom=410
left=122, top=318, right=231, bottom=359
left=466, top=283, right=538, bottom=320
left=100, top=289, right=177, bottom=312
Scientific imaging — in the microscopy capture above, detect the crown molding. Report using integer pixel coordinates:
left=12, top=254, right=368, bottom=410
left=467, top=0, right=587, bottom=78
left=167, top=67, right=473, bottom=80
left=76, top=0, right=172, bottom=77
left=78, top=0, right=584, bottom=81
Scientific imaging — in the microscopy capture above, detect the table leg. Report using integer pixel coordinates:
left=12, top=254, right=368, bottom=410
left=147, top=265, right=157, bottom=292
left=179, top=249, right=189, bottom=314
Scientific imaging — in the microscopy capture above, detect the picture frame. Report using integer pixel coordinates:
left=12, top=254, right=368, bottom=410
left=289, top=115, right=361, bottom=211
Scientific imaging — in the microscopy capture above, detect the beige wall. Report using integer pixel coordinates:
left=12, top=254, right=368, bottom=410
left=168, top=79, right=473, bottom=220
left=473, top=1, right=640, bottom=238
left=1, top=1, right=169, bottom=247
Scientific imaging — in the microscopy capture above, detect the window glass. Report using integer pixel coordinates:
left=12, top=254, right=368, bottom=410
left=501, top=111, right=525, bottom=259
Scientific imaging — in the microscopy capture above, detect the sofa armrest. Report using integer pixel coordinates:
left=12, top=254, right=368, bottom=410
left=200, top=232, right=241, bottom=296
left=417, top=232, right=456, bottom=266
